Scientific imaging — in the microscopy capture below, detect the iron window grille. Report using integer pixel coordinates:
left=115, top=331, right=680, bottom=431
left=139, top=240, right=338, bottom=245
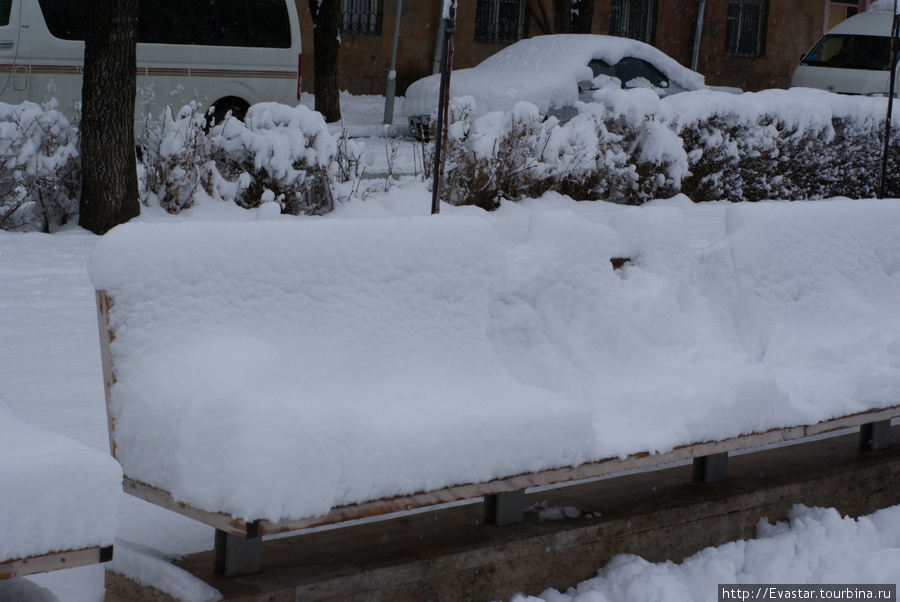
left=725, top=0, right=768, bottom=57
left=341, top=0, right=381, bottom=36
left=610, top=0, right=658, bottom=45
left=474, top=0, right=528, bottom=44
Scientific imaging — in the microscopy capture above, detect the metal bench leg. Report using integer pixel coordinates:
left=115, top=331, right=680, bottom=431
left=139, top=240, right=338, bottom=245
left=692, top=452, right=728, bottom=483
left=214, top=523, right=261, bottom=576
left=100, top=545, right=114, bottom=563
left=483, top=490, right=525, bottom=526
left=860, top=420, right=892, bottom=451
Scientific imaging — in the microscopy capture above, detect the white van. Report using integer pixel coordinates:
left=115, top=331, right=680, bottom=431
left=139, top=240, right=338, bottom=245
left=791, top=9, right=896, bottom=96
left=0, top=0, right=302, bottom=125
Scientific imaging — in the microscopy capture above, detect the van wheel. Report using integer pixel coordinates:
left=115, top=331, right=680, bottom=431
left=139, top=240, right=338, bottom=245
left=208, top=97, right=250, bottom=127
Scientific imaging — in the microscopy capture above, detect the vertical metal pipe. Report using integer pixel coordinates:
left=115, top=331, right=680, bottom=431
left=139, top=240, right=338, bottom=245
left=433, top=13, right=447, bottom=74
left=691, top=0, right=706, bottom=72
left=878, top=2, right=899, bottom=199
left=383, top=0, right=404, bottom=125
left=430, top=2, right=456, bottom=215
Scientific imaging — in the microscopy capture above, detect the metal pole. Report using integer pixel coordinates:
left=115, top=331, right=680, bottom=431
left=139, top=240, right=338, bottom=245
left=383, top=0, right=403, bottom=125
left=691, top=0, right=706, bottom=72
left=430, top=1, right=455, bottom=215
left=878, top=1, right=899, bottom=199
left=432, top=16, right=447, bottom=74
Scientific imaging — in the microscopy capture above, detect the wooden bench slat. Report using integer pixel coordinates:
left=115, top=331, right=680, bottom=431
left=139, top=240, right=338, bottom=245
left=0, top=546, right=113, bottom=580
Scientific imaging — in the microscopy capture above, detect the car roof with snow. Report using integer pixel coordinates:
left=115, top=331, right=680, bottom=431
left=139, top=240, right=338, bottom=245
left=402, top=34, right=706, bottom=118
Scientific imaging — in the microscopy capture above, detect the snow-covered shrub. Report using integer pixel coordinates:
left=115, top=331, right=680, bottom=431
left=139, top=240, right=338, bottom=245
left=671, top=89, right=900, bottom=202
left=672, top=92, right=835, bottom=203
left=676, top=114, right=830, bottom=202
left=436, top=100, right=555, bottom=210
left=434, top=90, right=687, bottom=208
left=139, top=102, right=209, bottom=213
left=540, top=109, right=625, bottom=202
left=334, top=125, right=364, bottom=183
left=434, top=87, right=900, bottom=207
left=206, top=103, right=336, bottom=215
left=552, top=89, right=687, bottom=205
left=0, top=100, right=80, bottom=232
left=140, top=102, right=336, bottom=216
left=824, top=116, right=900, bottom=199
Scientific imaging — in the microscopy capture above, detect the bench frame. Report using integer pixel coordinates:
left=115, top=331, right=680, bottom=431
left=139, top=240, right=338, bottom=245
left=95, top=290, right=900, bottom=576
left=0, top=546, right=113, bottom=580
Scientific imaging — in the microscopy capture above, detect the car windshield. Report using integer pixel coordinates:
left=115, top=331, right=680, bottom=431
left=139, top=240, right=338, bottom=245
left=587, top=57, right=668, bottom=89
left=801, top=34, right=892, bottom=71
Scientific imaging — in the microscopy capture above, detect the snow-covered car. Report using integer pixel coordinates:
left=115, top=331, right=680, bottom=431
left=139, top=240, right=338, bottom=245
left=402, top=34, right=706, bottom=138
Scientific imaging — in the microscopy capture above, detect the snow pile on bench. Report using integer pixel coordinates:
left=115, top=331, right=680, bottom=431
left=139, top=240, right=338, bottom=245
left=0, top=395, right=121, bottom=564
left=88, top=200, right=900, bottom=523
left=698, top=201, right=900, bottom=422
left=89, top=217, right=596, bottom=522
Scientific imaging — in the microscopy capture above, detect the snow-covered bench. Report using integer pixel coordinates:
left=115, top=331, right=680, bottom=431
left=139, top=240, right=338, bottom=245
left=89, top=202, right=900, bottom=576
left=0, top=398, right=121, bottom=580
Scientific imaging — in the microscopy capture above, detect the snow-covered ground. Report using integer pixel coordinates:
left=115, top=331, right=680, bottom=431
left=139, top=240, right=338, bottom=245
left=1, top=92, right=899, bottom=601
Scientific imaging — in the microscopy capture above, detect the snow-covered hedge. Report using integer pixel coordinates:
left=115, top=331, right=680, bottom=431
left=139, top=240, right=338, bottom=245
left=0, top=100, right=80, bottom=232
left=432, top=87, right=900, bottom=207
left=433, top=99, right=553, bottom=211
left=431, top=94, right=684, bottom=210
left=139, top=103, right=208, bottom=213
left=0, top=100, right=336, bottom=231
left=141, top=102, right=335, bottom=215
left=671, top=89, right=898, bottom=203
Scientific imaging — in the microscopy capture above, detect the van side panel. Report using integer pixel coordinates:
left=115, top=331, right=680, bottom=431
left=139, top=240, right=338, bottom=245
left=0, top=0, right=21, bottom=100
left=791, top=63, right=894, bottom=96
left=19, top=0, right=83, bottom=113
left=1, top=0, right=301, bottom=126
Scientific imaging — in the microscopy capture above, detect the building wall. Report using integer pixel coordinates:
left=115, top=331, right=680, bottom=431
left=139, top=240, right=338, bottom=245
left=297, top=0, right=839, bottom=97
left=697, top=0, right=824, bottom=91
left=296, top=0, right=511, bottom=96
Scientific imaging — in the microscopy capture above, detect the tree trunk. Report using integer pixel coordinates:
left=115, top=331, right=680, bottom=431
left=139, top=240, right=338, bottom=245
left=571, top=0, right=595, bottom=33
left=532, top=0, right=593, bottom=35
left=528, top=0, right=554, bottom=35
left=79, top=0, right=140, bottom=235
left=553, top=0, right=571, bottom=33
left=308, top=0, right=342, bottom=123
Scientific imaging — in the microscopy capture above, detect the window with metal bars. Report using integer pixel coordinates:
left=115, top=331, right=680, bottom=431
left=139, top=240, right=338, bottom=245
left=341, top=0, right=381, bottom=36
left=474, top=0, right=528, bottom=44
left=610, top=0, right=657, bottom=45
left=725, top=0, right=768, bottom=57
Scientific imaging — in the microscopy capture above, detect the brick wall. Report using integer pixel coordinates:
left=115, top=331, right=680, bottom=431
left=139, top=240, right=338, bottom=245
left=297, top=0, right=510, bottom=96
left=697, top=0, right=825, bottom=91
left=296, top=0, right=829, bottom=97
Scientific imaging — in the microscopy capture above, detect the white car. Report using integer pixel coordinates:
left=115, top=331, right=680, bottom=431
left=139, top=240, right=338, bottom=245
left=402, top=34, right=706, bottom=138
